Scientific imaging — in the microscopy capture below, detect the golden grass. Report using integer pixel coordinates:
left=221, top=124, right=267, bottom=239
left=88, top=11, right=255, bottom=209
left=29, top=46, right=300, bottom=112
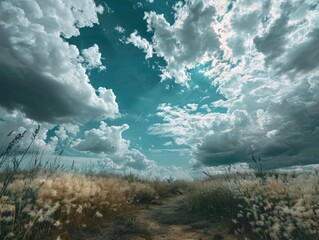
left=0, top=171, right=158, bottom=239
left=1, top=170, right=319, bottom=240
left=184, top=172, right=319, bottom=239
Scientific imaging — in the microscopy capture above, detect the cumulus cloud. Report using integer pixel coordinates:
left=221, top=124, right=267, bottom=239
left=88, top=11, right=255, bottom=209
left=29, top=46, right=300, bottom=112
left=280, top=28, right=319, bottom=74
left=98, top=157, right=193, bottom=180
left=0, top=107, right=57, bottom=155
left=0, top=0, right=118, bottom=124
left=72, top=121, right=129, bottom=155
left=114, top=25, right=126, bottom=33
left=253, top=7, right=291, bottom=66
left=55, top=123, right=80, bottom=143
left=71, top=122, right=156, bottom=170
left=149, top=103, right=218, bottom=146
left=126, top=31, right=153, bottom=59
left=121, top=149, right=155, bottom=170
left=128, top=0, right=220, bottom=85
left=81, top=44, right=106, bottom=71
left=148, top=0, right=319, bottom=168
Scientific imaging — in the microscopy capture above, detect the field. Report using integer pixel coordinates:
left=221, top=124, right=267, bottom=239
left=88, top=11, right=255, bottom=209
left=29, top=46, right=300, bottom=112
left=1, top=168, right=319, bottom=240
left=1, top=130, right=319, bottom=240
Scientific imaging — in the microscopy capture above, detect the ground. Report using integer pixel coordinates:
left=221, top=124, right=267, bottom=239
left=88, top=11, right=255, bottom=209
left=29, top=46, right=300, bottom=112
left=98, top=195, right=237, bottom=240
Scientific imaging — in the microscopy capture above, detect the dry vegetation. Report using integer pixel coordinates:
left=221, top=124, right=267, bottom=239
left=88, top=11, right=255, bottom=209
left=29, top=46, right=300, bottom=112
left=1, top=128, right=319, bottom=240
left=0, top=171, right=159, bottom=239
left=184, top=172, right=319, bottom=240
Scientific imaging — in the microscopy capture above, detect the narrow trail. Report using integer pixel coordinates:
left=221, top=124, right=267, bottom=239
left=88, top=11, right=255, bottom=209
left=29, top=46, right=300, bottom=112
left=131, top=196, right=237, bottom=240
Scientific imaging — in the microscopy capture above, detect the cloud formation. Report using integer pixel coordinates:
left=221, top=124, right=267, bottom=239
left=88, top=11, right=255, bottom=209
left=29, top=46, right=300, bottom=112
left=72, top=122, right=155, bottom=170
left=147, top=0, right=319, bottom=168
left=81, top=44, right=106, bottom=71
left=128, top=0, right=220, bottom=85
left=127, top=31, right=153, bottom=59
left=0, top=0, right=118, bottom=124
left=72, top=121, right=129, bottom=155
left=0, top=107, right=57, bottom=155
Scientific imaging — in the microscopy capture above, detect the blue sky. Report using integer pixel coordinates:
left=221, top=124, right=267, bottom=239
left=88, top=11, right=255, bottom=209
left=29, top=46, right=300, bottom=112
left=1, top=0, right=319, bottom=178
left=62, top=0, right=225, bottom=167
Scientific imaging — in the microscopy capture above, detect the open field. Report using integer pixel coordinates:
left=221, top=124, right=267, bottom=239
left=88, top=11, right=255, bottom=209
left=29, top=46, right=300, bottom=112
left=1, top=126, right=318, bottom=239
left=1, top=169, right=319, bottom=240
left=2, top=1, right=319, bottom=239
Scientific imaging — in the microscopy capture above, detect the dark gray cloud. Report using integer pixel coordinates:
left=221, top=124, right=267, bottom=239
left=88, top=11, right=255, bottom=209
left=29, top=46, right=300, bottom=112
left=0, top=63, right=116, bottom=123
left=147, top=0, right=319, bottom=169
left=195, top=131, right=251, bottom=165
left=195, top=82, right=319, bottom=168
left=0, top=0, right=118, bottom=124
left=280, top=28, right=319, bottom=73
left=254, top=14, right=291, bottom=65
left=232, top=11, right=260, bottom=33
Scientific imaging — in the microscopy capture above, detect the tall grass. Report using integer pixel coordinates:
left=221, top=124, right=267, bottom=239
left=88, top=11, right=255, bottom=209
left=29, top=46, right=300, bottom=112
left=1, top=127, right=319, bottom=239
left=232, top=172, right=319, bottom=239
left=184, top=180, right=243, bottom=221
left=182, top=170, right=319, bottom=240
left=0, top=127, right=158, bottom=239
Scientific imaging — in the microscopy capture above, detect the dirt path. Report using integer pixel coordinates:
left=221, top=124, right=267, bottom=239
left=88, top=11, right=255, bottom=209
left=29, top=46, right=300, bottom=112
left=131, top=196, right=237, bottom=240
left=79, top=195, right=238, bottom=240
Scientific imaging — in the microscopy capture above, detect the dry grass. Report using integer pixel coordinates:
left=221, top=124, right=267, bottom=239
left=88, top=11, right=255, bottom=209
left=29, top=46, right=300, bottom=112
left=0, top=171, right=160, bottom=239
left=182, top=172, right=319, bottom=240
left=231, top=172, right=319, bottom=239
left=1, top=170, right=319, bottom=239
left=1, top=127, right=319, bottom=239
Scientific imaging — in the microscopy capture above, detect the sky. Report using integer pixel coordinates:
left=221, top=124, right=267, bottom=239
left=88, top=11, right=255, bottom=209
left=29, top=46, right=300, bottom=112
left=0, top=0, right=319, bottom=179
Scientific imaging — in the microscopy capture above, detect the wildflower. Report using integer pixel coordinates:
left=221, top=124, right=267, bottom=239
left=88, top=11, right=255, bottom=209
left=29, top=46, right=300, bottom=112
left=76, top=205, right=83, bottom=214
left=232, top=219, right=238, bottom=224
left=264, top=202, right=272, bottom=211
left=95, top=211, right=103, bottom=218
left=53, top=220, right=62, bottom=227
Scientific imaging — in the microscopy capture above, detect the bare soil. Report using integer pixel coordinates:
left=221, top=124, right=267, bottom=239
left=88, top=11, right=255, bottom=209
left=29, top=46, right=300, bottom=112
left=74, top=195, right=237, bottom=240
left=130, top=196, right=237, bottom=240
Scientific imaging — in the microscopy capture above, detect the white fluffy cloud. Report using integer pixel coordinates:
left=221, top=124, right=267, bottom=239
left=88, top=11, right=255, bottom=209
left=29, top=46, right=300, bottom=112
left=128, top=0, right=220, bottom=85
left=0, top=107, right=57, bottom=155
left=120, top=148, right=155, bottom=170
left=71, top=122, right=156, bottom=170
left=72, top=121, right=129, bottom=155
left=149, top=103, right=217, bottom=146
left=114, top=25, right=126, bottom=33
left=93, top=156, right=194, bottom=180
left=0, top=0, right=118, bottom=124
left=127, top=31, right=153, bottom=59
left=148, top=0, right=319, bottom=168
left=55, top=123, right=80, bottom=144
left=81, top=44, right=106, bottom=71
